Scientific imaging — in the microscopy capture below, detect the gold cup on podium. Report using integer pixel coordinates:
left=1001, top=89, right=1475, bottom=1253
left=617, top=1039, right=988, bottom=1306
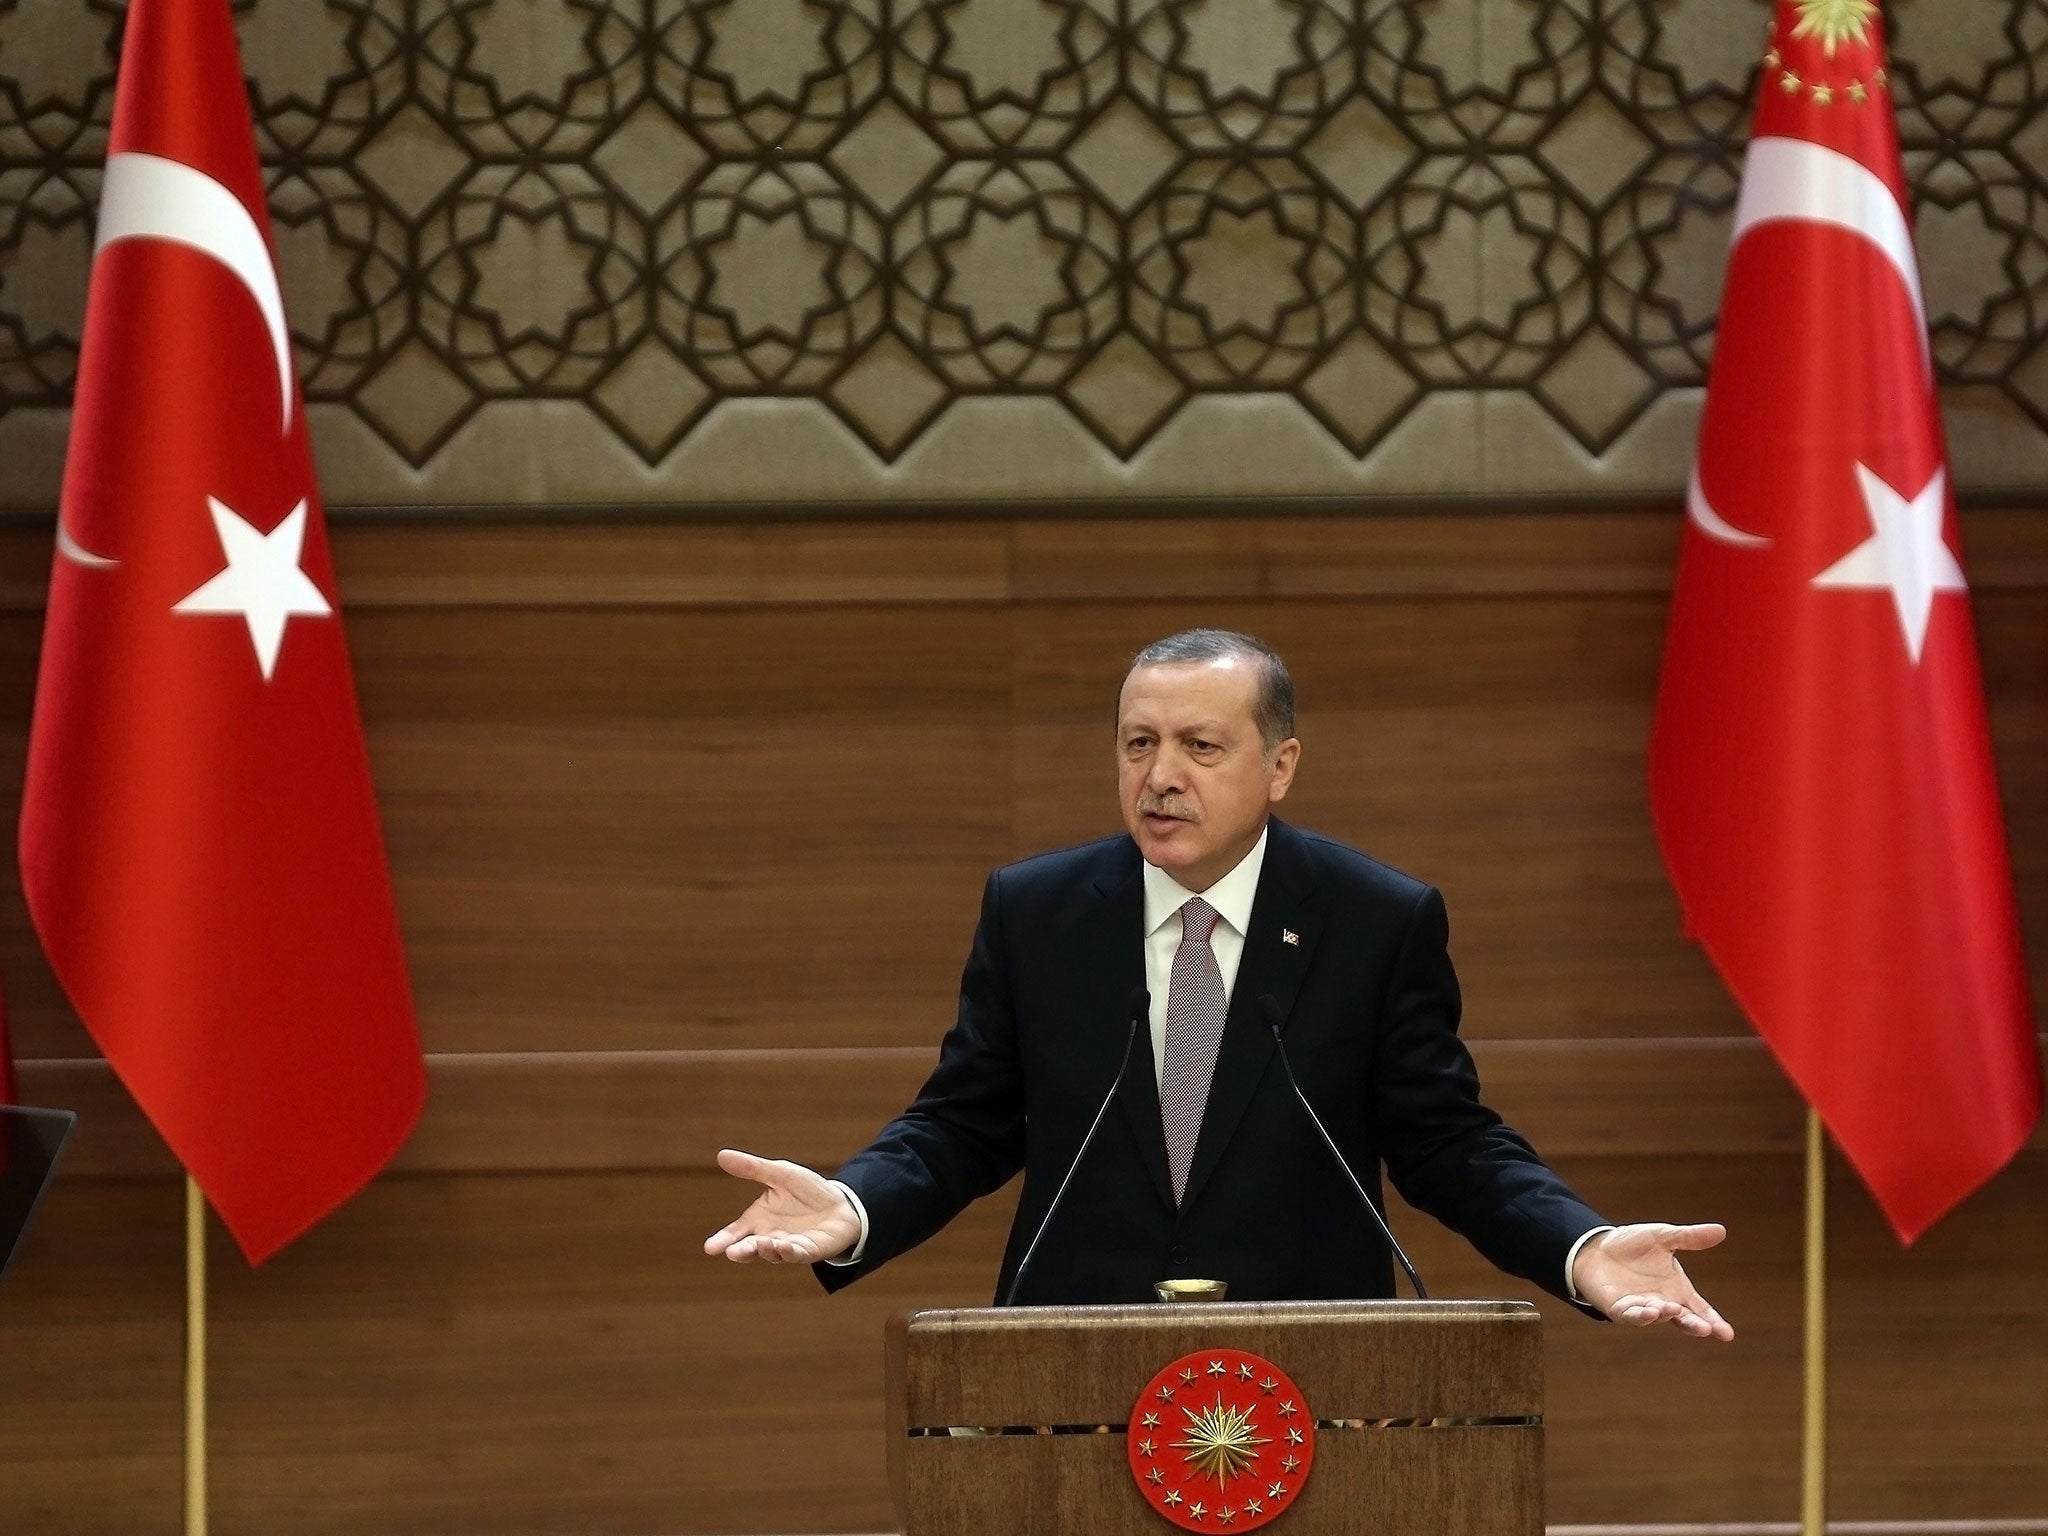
left=1154, top=1278, right=1228, bottom=1302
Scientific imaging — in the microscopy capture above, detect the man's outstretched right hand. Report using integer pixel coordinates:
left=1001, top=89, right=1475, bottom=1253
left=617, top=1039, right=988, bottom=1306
left=703, top=1148, right=861, bottom=1264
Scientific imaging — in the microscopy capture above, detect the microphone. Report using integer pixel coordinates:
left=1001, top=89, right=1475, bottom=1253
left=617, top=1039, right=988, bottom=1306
left=1259, top=994, right=1428, bottom=1300
left=1002, top=985, right=1150, bottom=1307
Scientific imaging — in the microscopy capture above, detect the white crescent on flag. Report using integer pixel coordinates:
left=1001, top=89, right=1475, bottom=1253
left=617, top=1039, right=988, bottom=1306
left=60, top=152, right=297, bottom=568
left=1687, top=466, right=1771, bottom=550
left=1688, top=134, right=1931, bottom=549
left=95, top=151, right=295, bottom=429
left=1731, top=135, right=1929, bottom=375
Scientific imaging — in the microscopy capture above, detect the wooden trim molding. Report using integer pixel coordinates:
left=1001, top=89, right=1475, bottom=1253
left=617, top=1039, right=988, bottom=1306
left=0, top=510, right=2042, bottom=613
left=19, top=1035, right=2046, bottom=1181
left=1548, top=1524, right=2048, bottom=1535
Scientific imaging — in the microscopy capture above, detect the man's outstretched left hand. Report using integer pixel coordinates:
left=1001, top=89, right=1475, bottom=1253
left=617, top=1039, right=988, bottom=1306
left=1572, top=1223, right=1734, bottom=1340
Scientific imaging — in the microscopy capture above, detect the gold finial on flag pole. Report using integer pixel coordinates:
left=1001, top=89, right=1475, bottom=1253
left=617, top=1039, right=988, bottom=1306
left=186, top=1176, right=208, bottom=1536
left=1801, top=1108, right=1828, bottom=1536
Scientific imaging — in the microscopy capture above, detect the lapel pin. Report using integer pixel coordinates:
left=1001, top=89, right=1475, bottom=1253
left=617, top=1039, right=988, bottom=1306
left=1281, top=928, right=1299, bottom=946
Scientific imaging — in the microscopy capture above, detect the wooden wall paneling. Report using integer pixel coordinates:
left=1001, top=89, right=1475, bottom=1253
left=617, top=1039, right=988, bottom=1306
left=309, top=602, right=1013, bottom=1054
left=10, top=1150, right=2012, bottom=1536
left=1391, top=1151, right=2048, bottom=1525
left=0, top=1178, right=187, bottom=1536
left=17, top=1035, right=1908, bottom=1183
left=201, top=1171, right=1017, bottom=1536
left=0, top=512, right=2042, bottom=1535
left=1823, top=1153, right=2048, bottom=1518
left=2, top=514, right=2044, bottom=1053
left=11, top=1063, right=2040, bottom=1531
left=0, top=511, right=2043, bottom=615
left=327, top=521, right=1016, bottom=610
left=1389, top=1155, right=1805, bottom=1527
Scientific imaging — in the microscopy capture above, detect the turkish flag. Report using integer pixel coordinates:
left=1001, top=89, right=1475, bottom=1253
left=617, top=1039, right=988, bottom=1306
left=1650, top=0, right=2041, bottom=1242
left=18, top=0, right=423, bottom=1262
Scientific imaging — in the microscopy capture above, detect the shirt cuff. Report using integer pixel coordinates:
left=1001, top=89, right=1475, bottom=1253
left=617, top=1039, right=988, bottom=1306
left=823, top=1180, right=870, bottom=1266
left=1565, top=1225, right=1616, bottom=1304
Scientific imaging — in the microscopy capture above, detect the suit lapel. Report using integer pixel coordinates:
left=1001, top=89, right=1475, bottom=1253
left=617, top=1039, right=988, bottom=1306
left=1072, top=841, right=1175, bottom=1211
left=1179, top=819, right=1324, bottom=1212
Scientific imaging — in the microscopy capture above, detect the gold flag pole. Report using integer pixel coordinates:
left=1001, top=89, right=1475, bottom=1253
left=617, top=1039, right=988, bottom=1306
left=1801, top=1107, right=1827, bottom=1536
left=185, top=1176, right=208, bottom=1536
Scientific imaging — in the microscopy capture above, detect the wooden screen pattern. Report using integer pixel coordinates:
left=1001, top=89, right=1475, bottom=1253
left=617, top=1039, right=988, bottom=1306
left=3, top=0, right=2048, bottom=499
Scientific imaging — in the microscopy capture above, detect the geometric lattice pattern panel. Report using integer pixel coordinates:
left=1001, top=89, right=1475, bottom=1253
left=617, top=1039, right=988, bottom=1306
left=3, top=0, right=2047, bottom=507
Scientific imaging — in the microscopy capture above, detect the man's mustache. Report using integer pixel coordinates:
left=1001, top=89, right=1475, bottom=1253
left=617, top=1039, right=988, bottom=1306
left=1137, top=797, right=1195, bottom=821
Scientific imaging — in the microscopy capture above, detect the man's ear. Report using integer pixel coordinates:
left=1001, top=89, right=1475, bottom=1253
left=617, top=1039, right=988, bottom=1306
left=1268, top=738, right=1301, bottom=802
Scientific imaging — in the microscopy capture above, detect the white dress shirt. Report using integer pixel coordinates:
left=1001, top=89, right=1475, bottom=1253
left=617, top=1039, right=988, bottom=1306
left=1142, top=827, right=1266, bottom=1082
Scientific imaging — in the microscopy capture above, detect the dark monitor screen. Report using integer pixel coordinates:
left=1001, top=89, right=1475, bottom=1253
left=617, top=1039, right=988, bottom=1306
left=0, top=1105, right=75, bottom=1286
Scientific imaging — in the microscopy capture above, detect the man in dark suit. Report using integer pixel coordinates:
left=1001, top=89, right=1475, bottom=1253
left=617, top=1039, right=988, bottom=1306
left=709, top=630, right=1731, bottom=1338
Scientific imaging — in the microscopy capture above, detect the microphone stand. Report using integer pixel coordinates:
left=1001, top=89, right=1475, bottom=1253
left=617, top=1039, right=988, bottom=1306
left=1261, top=995, right=1428, bottom=1300
left=1001, top=987, right=1148, bottom=1306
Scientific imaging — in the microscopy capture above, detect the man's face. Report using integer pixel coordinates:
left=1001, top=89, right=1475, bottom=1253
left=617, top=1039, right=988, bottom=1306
left=1116, top=658, right=1299, bottom=892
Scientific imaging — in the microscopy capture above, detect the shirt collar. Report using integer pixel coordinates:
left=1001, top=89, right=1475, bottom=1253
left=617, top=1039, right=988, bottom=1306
left=1142, top=824, right=1269, bottom=941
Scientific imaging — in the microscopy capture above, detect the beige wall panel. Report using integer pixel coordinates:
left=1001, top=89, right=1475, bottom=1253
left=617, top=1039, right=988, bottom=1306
left=4, top=1, right=2048, bottom=505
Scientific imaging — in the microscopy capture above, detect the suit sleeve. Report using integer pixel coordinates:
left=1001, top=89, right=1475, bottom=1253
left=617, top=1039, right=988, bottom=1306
left=814, top=869, right=1027, bottom=1292
left=1367, top=885, right=1609, bottom=1308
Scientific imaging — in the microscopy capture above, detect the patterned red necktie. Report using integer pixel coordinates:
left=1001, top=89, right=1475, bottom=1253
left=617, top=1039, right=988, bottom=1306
left=1159, top=897, right=1227, bottom=1205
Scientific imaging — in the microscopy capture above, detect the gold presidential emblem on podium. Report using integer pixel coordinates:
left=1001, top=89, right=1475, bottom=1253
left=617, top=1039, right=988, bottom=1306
left=1127, top=1348, right=1315, bottom=1529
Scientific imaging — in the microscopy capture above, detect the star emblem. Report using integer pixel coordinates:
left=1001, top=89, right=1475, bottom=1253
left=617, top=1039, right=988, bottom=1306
left=1174, top=1395, right=1269, bottom=1485
left=1129, top=1349, right=1315, bottom=1527
left=173, top=497, right=333, bottom=681
left=1790, top=0, right=1878, bottom=56
left=1811, top=464, right=1967, bottom=664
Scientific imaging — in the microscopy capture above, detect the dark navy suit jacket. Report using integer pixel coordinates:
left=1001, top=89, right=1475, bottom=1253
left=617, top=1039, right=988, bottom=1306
left=817, top=817, right=1606, bottom=1305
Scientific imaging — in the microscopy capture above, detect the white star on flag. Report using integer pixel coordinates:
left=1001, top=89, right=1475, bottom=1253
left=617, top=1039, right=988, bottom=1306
left=174, top=496, right=333, bottom=680
left=1810, top=464, right=1967, bottom=664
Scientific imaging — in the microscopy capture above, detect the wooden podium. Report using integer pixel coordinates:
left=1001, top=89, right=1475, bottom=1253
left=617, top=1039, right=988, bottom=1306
left=885, top=1299, right=1542, bottom=1535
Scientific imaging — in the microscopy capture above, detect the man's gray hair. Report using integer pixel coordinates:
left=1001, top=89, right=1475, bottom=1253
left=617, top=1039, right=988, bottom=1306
left=1127, top=629, right=1296, bottom=750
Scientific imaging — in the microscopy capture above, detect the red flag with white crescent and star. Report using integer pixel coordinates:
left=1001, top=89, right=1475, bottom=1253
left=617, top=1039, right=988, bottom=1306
left=1650, top=0, right=2042, bottom=1242
left=18, top=0, right=424, bottom=1263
